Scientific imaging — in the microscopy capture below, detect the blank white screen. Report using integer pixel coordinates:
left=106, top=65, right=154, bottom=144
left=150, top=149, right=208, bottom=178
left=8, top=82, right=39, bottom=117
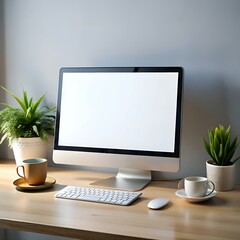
left=58, top=72, right=179, bottom=153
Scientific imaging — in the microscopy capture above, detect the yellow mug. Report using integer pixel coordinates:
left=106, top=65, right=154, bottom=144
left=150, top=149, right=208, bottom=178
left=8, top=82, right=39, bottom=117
left=16, top=158, right=47, bottom=185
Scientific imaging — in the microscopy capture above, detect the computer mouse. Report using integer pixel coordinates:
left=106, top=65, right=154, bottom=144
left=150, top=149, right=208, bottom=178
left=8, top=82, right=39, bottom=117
left=147, top=198, right=170, bottom=210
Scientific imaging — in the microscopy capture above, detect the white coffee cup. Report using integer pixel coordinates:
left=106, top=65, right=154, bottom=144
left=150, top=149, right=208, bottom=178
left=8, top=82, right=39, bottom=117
left=178, top=176, right=215, bottom=197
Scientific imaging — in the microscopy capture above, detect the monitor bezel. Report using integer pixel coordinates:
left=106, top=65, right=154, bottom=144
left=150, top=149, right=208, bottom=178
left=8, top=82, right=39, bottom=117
left=54, top=66, right=183, bottom=159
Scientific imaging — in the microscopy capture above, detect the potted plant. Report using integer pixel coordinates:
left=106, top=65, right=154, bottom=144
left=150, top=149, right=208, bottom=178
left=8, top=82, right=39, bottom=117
left=0, top=86, right=55, bottom=166
left=203, top=124, right=240, bottom=191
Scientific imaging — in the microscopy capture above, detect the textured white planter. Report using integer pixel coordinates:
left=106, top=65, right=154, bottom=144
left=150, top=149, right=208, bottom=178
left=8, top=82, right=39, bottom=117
left=206, top=160, right=235, bottom=191
left=12, top=137, right=49, bottom=166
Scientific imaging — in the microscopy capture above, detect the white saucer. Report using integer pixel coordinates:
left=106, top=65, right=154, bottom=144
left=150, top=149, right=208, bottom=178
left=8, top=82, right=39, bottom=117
left=175, top=189, right=217, bottom=202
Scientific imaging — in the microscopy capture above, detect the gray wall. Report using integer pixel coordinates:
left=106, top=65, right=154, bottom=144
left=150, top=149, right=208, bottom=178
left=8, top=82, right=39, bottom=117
left=1, top=1, right=240, bottom=239
left=1, top=0, right=240, bottom=184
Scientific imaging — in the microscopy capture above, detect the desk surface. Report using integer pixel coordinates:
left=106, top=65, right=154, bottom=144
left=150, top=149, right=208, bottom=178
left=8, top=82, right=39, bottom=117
left=0, top=159, right=240, bottom=240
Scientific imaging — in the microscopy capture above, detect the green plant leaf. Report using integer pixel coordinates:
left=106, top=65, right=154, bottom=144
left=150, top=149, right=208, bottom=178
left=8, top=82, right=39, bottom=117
left=23, top=89, right=29, bottom=110
left=1, top=86, right=27, bottom=111
left=0, top=86, right=56, bottom=147
left=203, top=124, right=239, bottom=166
left=32, top=95, right=45, bottom=112
left=32, top=125, right=39, bottom=136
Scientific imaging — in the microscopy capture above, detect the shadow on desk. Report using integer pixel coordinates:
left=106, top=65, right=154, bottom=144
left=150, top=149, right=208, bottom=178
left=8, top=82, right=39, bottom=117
left=194, top=196, right=228, bottom=206
left=14, top=183, right=67, bottom=193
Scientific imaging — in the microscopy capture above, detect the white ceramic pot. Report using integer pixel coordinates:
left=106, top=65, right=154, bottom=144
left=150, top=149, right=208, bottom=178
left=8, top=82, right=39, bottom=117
left=12, top=137, right=49, bottom=166
left=206, top=160, right=235, bottom=191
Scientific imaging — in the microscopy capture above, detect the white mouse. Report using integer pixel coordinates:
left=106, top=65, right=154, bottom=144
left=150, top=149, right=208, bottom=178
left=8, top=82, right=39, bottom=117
left=147, top=198, right=170, bottom=210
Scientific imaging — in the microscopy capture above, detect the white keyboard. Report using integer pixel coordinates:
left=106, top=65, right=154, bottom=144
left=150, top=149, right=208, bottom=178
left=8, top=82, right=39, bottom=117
left=54, top=186, right=142, bottom=206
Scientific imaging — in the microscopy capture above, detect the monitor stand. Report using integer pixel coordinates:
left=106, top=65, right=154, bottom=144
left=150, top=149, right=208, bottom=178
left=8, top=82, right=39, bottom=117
left=90, top=168, right=151, bottom=191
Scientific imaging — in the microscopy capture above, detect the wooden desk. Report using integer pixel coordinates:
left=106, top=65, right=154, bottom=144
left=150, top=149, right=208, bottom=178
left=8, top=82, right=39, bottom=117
left=0, top=159, right=239, bottom=240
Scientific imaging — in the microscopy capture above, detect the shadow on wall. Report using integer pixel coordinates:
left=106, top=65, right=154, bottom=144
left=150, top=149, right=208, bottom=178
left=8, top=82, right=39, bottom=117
left=153, top=70, right=230, bottom=180
left=183, top=70, right=229, bottom=139
left=0, top=0, right=7, bottom=159
left=223, top=80, right=240, bottom=184
left=44, top=66, right=235, bottom=181
left=0, top=0, right=6, bottom=100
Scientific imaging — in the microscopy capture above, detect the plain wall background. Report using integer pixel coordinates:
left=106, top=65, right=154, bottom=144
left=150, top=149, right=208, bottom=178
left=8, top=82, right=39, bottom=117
left=0, top=0, right=240, bottom=182
left=1, top=1, right=240, bottom=239
left=1, top=0, right=240, bottom=182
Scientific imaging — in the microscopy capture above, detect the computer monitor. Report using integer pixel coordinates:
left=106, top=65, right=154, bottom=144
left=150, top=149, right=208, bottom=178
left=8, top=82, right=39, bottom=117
left=53, top=67, right=183, bottom=191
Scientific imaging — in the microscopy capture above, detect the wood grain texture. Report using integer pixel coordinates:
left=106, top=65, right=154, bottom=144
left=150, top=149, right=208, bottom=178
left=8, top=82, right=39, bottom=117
left=0, top=159, right=239, bottom=240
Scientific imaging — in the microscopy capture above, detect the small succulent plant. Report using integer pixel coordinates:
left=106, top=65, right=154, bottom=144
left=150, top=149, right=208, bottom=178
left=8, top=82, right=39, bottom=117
left=203, top=124, right=240, bottom=166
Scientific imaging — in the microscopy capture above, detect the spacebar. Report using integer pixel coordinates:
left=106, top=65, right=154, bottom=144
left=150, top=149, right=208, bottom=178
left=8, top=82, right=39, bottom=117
left=77, top=195, right=101, bottom=201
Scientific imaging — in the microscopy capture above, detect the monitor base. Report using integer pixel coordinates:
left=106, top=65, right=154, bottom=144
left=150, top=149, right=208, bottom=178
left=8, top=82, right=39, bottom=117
left=90, top=168, right=151, bottom=191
